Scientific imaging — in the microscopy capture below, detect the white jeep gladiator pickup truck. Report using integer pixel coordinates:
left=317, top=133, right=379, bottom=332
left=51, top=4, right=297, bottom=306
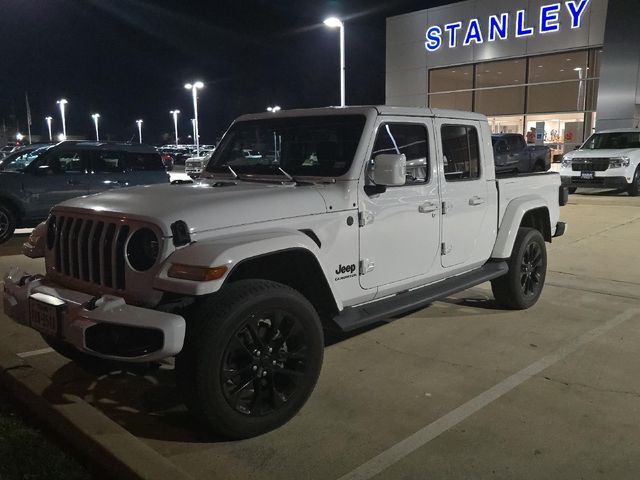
left=560, top=128, right=640, bottom=196
left=4, top=106, right=567, bottom=439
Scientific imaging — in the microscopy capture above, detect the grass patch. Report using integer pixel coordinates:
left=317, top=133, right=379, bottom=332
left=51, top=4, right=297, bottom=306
left=0, top=390, right=91, bottom=480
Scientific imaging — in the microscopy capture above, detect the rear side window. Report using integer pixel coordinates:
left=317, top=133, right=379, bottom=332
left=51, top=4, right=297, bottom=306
left=93, top=151, right=126, bottom=173
left=372, top=123, right=429, bottom=184
left=441, top=125, right=481, bottom=181
left=506, top=135, right=524, bottom=151
left=124, top=153, right=164, bottom=171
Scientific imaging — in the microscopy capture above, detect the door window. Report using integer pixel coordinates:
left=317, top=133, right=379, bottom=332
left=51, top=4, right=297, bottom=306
left=441, top=125, right=481, bottom=181
left=124, top=153, right=165, bottom=171
left=93, top=151, right=126, bottom=173
left=506, top=135, right=524, bottom=151
left=371, top=123, right=429, bottom=184
left=33, top=150, right=89, bottom=174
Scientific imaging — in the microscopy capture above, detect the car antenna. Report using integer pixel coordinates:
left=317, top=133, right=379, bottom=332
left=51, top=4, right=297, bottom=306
left=227, top=165, right=239, bottom=179
left=278, top=167, right=295, bottom=182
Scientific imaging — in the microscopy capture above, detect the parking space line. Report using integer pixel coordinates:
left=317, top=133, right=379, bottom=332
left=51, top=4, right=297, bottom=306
left=17, top=347, right=54, bottom=359
left=337, top=308, right=640, bottom=480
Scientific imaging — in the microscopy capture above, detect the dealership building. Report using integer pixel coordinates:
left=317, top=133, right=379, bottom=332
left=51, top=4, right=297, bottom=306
left=386, top=0, right=640, bottom=156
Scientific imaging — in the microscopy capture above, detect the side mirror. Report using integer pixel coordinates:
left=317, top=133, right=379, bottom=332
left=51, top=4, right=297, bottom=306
left=372, top=154, right=406, bottom=186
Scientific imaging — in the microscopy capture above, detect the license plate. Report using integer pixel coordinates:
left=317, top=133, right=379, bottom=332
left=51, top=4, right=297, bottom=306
left=29, top=293, right=66, bottom=338
left=581, top=171, right=595, bottom=180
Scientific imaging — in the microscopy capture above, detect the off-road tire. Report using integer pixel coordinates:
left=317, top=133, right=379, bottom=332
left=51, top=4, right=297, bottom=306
left=629, top=168, right=640, bottom=197
left=491, top=227, right=547, bottom=310
left=0, top=203, right=16, bottom=244
left=175, top=279, right=324, bottom=439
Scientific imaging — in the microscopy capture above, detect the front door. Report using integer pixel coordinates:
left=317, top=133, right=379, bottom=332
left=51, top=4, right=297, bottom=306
left=436, top=121, right=490, bottom=268
left=358, top=119, right=441, bottom=290
left=23, top=150, right=91, bottom=219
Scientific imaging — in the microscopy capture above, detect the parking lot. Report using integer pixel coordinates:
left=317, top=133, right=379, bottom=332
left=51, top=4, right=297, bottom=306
left=1, top=189, right=639, bottom=480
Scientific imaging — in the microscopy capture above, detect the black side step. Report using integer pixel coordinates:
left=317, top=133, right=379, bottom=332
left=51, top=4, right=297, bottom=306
left=333, top=261, right=508, bottom=332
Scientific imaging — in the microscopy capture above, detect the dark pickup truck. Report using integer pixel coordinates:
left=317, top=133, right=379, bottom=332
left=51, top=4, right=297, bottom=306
left=492, top=134, right=551, bottom=174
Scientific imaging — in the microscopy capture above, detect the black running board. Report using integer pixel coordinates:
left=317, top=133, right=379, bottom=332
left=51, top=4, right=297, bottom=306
left=332, top=261, right=508, bottom=332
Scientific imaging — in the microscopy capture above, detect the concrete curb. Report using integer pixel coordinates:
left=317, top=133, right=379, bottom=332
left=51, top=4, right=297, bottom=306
left=0, top=351, right=193, bottom=480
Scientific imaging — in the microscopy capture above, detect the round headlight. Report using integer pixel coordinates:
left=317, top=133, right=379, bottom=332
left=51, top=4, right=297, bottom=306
left=127, top=228, right=160, bottom=272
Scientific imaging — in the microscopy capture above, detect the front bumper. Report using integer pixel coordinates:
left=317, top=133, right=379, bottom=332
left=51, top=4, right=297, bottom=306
left=561, top=175, right=629, bottom=189
left=3, top=269, right=186, bottom=363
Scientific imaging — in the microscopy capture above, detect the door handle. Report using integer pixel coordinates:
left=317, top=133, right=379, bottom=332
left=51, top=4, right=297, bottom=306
left=419, top=202, right=439, bottom=214
left=469, top=196, right=485, bottom=206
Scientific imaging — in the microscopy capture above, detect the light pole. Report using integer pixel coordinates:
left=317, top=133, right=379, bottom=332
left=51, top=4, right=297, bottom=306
left=267, top=106, right=282, bottom=113
left=45, top=116, right=53, bottom=142
left=91, top=113, right=100, bottom=142
left=56, top=99, right=68, bottom=139
left=170, top=110, right=180, bottom=145
left=136, top=119, right=143, bottom=144
left=191, top=119, right=196, bottom=148
left=184, top=81, right=204, bottom=156
left=324, top=17, right=346, bottom=107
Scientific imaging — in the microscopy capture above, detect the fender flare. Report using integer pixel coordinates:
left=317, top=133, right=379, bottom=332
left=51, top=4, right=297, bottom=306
left=491, top=196, right=549, bottom=259
left=153, top=229, right=343, bottom=309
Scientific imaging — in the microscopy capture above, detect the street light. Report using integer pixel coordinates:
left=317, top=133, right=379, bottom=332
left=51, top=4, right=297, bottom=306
left=324, top=17, right=346, bottom=107
left=136, top=119, right=143, bottom=144
left=184, top=81, right=204, bottom=156
left=45, top=116, right=53, bottom=142
left=170, top=110, right=180, bottom=146
left=191, top=118, right=196, bottom=147
left=267, top=106, right=282, bottom=113
left=91, top=113, right=100, bottom=142
left=16, top=133, right=24, bottom=141
left=56, top=99, right=68, bottom=140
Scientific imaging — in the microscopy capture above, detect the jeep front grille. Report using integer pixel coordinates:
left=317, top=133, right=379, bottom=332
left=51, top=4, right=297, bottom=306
left=52, top=215, right=130, bottom=290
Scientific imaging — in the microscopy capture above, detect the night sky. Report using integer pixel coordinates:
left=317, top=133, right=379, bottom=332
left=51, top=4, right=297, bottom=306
left=0, top=0, right=452, bottom=144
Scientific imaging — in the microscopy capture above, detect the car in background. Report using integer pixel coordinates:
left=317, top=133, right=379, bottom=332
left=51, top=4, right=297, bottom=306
left=0, top=141, right=169, bottom=243
left=0, top=144, right=53, bottom=169
left=492, top=134, right=551, bottom=174
left=159, top=152, right=174, bottom=171
left=184, top=149, right=214, bottom=178
left=561, top=129, right=640, bottom=196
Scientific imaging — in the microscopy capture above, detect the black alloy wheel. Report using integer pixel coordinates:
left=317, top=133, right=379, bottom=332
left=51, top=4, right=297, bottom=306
left=520, top=241, right=543, bottom=297
left=221, top=309, right=311, bottom=417
left=176, top=279, right=324, bottom=439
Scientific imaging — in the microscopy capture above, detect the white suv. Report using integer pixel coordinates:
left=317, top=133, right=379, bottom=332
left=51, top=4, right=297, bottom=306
left=561, top=129, right=640, bottom=196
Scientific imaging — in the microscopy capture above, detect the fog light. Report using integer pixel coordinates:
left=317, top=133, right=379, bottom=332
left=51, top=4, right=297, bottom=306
left=168, top=264, right=228, bottom=281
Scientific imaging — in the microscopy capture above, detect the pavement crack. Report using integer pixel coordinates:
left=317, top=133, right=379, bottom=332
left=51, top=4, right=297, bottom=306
left=541, top=375, right=640, bottom=398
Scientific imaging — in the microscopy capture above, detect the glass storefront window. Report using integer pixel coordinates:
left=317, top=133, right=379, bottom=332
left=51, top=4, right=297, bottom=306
left=429, top=65, right=473, bottom=93
left=429, top=91, right=473, bottom=111
left=475, top=87, right=525, bottom=116
left=476, top=59, right=526, bottom=88
left=525, top=113, right=586, bottom=158
left=487, top=116, right=525, bottom=135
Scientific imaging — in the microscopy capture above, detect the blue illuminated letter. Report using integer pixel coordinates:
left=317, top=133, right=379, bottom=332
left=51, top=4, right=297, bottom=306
left=515, top=10, right=534, bottom=37
left=425, top=26, right=443, bottom=51
left=566, top=0, right=590, bottom=29
left=540, top=3, right=561, bottom=33
left=463, top=19, right=484, bottom=46
left=444, top=22, right=463, bottom=48
left=488, top=13, right=509, bottom=42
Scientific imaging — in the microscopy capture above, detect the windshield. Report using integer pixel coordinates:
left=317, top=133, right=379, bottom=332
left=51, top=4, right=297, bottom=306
left=0, top=146, right=49, bottom=172
left=206, top=115, right=366, bottom=178
left=582, top=132, right=640, bottom=150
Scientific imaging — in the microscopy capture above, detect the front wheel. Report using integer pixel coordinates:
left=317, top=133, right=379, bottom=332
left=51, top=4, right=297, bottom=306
left=0, top=204, right=16, bottom=244
left=492, top=228, right=547, bottom=310
left=629, top=168, right=640, bottom=197
left=176, top=280, right=324, bottom=439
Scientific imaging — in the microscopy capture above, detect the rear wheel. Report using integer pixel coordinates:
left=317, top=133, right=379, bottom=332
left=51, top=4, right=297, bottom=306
left=492, top=228, right=547, bottom=310
left=176, top=280, right=324, bottom=439
left=629, top=168, right=640, bottom=197
left=0, top=204, right=16, bottom=244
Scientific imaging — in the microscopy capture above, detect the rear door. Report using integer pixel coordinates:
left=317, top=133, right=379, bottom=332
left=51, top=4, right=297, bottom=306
left=89, top=150, right=129, bottom=193
left=436, top=121, right=491, bottom=269
left=358, top=119, right=441, bottom=290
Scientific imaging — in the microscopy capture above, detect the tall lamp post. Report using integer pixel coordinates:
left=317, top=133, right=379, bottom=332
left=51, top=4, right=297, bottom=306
left=170, top=110, right=180, bottom=145
left=191, top=119, right=196, bottom=147
left=56, top=99, right=68, bottom=139
left=136, top=119, right=143, bottom=144
left=45, top=116, right=53, bottom=142
left=323, top=17, right=346, bottom=107
left=184, top=81, right=204, bottom=156
left=91, top=113, right=100, bottom=142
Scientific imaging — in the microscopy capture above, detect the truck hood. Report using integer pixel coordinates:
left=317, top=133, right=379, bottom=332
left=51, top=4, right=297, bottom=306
left=567, top=148, right=638, bottom=159
left=55, top=181, right=329, bottom=235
